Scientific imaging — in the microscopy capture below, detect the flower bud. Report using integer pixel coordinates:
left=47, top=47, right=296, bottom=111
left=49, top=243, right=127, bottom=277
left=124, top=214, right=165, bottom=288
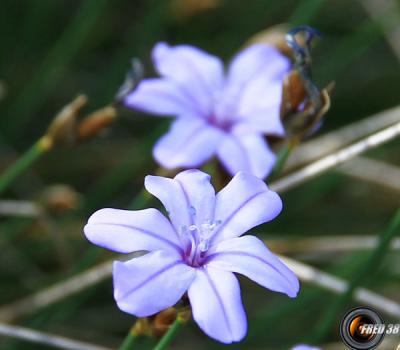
left=46, top=95, right=87, bottom=146
left=280, top=70, right=333, bottom=141
left=77, top=106, right=117, bottom=142
left=279, top=26, right=332, bottom=142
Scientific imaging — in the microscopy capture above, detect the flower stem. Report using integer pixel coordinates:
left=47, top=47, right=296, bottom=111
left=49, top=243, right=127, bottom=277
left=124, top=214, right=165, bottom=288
left=153, top=317, right=183, bottom=350
left=0, top=136, right=53, bottom=195
left=313, top=207, right=400, bottom=340
left=118, top=328, right=139, bottom=350
left=269, top=139, right=298, bottom=180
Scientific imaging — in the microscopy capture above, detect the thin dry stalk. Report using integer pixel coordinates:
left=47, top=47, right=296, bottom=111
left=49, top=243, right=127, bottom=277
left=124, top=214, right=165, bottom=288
left=338, top=156, right=400, bottom=192
left=0, top=322, right=113, bottom=350
left=0, top=259, right=113, bottom=322
left=280, top=255, right=400, bottom=319
left=285, top=105, right=400, bottom=170
left=271, top=120, right=400, bottom=193
left=0, top=200, right=42, bottom=217
left=267, top=235, right=400, bottom=254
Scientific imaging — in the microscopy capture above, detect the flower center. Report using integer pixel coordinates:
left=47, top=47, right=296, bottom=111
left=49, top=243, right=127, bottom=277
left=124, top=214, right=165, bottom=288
left=206, top=85, right=239, bottom=132
left=179, top=219, right=221, bottom=267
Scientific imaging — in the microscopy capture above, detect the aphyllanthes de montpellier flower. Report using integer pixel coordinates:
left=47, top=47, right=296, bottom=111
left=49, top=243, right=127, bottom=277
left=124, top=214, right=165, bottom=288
left=291, top=345, right=321, bottom=350
left=84, top=170, right=299, bottom=343
left=125, top=42, right=290, bottom=179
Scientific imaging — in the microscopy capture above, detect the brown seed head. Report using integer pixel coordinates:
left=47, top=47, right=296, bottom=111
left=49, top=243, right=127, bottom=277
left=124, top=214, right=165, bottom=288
left=77, top=106, right=117, bottom=142
left=280, top=70, right=333, bottom=141
left=47, top=95, right=87, bottom=146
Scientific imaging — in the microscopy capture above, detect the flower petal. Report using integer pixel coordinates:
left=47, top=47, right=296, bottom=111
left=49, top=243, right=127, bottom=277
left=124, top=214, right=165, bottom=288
left=124, top=78, right=201, bottom=117
left=84, top=208, right=183, bottom=256
left=211, top=172, right=282, bottom=244
left=206, top=235, right=299, bottom=297
left=227, top=44, right=290, bottom=87
left=291, top=345, right=321, bottom=350
left=152, top=42, right=224, bottom=115
left=188, top=266, right=247, bottom=343
left=113, top=251, right=195, bottom=317
left=235, top=79, right=285, bottom=136
left=237, top=78, right=283, bottom=116
left=216, top=132, right=276, bottom=179
left=145, top=170, right=216, bottom=232
left=234, top=106, right=285, bottom=136
left=153, top=117, right=224, bottom=169
left=174, top=169, right=216, bottom=226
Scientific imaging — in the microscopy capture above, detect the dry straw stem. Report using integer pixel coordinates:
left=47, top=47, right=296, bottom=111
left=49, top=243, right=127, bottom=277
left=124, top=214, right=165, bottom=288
left=285, top=104, right=400, bottom=170
left=77, top=106, right=117, bottom=142
left=0, top=322, right=113, bottom=350
left=0, top=259, right=113, bottom=322
left=339, top=156, right=400, bottom=192
left=280, top=255, right=400, bottom=318
left=0, top=200, right=42, bottom=217
left=271, top=119, right=400, bottom=192
left=1, top=115, right=400, bottom=322
left=267, top=235, right=400, bottom=254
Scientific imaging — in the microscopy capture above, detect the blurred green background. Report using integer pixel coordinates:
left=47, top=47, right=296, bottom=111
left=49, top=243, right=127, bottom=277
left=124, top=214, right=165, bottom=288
left=0, top=0, right=399, bottom=349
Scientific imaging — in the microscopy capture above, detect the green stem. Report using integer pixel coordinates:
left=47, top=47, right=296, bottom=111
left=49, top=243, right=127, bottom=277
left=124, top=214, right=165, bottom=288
left=314, top=208, right=400, bottom=341
left=269, top=141, right=297, bottom=181
left=0, top=136, right=52, bottom=195
left=118, top=329, right=139, bottom=350
left=270, top=144, right=291, bottom=178
left=153, top=318, right=183, bottom=350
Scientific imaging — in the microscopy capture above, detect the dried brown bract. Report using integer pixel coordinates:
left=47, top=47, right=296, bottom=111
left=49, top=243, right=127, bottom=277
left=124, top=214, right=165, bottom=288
left=281, top=70, right=333, bottom=141
left=280, top=26, right=333, bottom=142
left=46, top=95, right=87, bottom=147
left=45, top=95, right=117, bottom=147
left=77, top=106, right=117, bottom=142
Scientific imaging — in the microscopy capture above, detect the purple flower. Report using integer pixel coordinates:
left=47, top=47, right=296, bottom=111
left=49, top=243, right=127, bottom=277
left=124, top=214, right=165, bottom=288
left=291, top=345, right=321, bottom=350
left=125, top=42, right=290, bottom=179
left=84, top=170, right=299, bottom=343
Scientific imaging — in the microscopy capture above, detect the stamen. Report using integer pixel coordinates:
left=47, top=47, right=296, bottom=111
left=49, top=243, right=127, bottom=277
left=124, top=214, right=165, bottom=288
left=181, top=219, right=224, bottom=265
left=198, top=238, right=209, bottom=253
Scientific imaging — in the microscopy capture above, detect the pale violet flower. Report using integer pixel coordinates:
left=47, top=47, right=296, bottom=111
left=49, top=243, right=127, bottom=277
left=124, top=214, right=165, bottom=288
left=291, top=345, right=321, bottom=350
left=84, top=170, right=299, bottom=343
left=125, top=42, right=290, bottom=179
